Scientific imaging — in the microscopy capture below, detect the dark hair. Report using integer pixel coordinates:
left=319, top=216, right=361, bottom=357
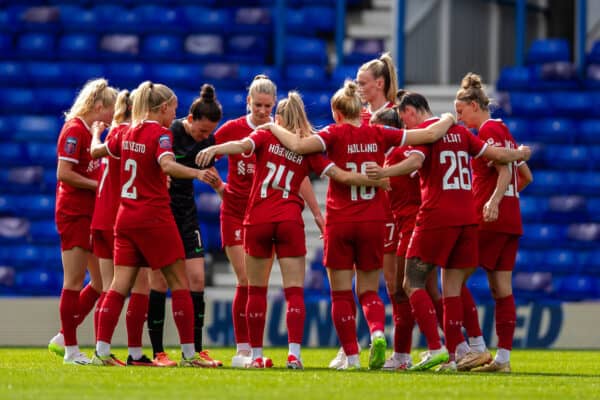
left=397, top=90, right=432, bottom=114
left=370, top=108, right=403, bottom=129
left=189, top=83, right=222, bottom=122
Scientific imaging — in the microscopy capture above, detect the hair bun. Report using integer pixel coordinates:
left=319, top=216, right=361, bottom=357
left=200, top=84, right=216, bottom=103
left=253, top=74, right=269, bottom=81
left=461, top=73, right=483, bottom=90
left=344, top=80, right=358, bottom=97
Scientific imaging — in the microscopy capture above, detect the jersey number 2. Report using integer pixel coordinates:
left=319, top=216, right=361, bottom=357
left=121, top=159, right=138, bottom=199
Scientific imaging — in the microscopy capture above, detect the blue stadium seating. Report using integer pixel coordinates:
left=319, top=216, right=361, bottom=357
left=521, top=223, right=566, bottom=248
left=531, top=118, right=577, bottom=143
left=26, top=142, right=56, bottom=167
left=91, top=4, right=131, bottom=33
left=285, top=36, right=327, bottom=64
left=0, top=116, right=14, bottom=140
left=17, top=5, right=60, bottom=33
left=587, top=40, right=600, bottom=64
left=18, top=195, right=55, bottom=220
left=105, top=62, right=148, bottom=89
left=26, top=62, right=65, bottom=86
left=566, top=223, right=600, bottom=247
left=29, top=220, right=59, bottom=243
left=196, top=192, right=221, bottom=222
left=550, top=92, right=593, bottom=117
left=142, top=34, right=184, bottom=61
left=42, top=169, right=57, bottom=193
left=554, top=275, right=597, bottom=301
left=543, top=145, right=589, bottom=169
left=183, top=34, right=223, bottom=61
left=238, top=64, right=281, bottom=86
left=226, top=35, right=268, bottom=64
left=58, top=34, right=98, bottom=61
left=526, top=38, right=571, bottom=65
left=543, top=249, right=577, bottom=274
left=502, top=118, right=530, bottom=141
left=149, top=64, right=202, bottom=90
left=133, top=5, right=183, bottom=33
left=199, top=221, right=221, bottom=251
left=345, top=38, right=384, bottom=64
left=17, top=32, right=55, bottom=59
left=1, top=89, right=36, bottom=114
left=285, top=64, right=327, bottom=89
left=547, top=195, right=588, bottom=223
left=0, top=62, right=27, bottom=87
left=573, top=172, right=600, bottom=196
left=509, top=92, right=552, bottom=117
left=302, top=91, right=331, bottom=119
left=579, top=119, right=600, bottom=144
left=0, top=143, right=27, bottom=167
left=36, top=88, right=75, bottom=114
left=0, top=216, right=29, bottom=244
left=519, top=196, right=546, bottom=222
left=178, top=7, right=231, bottom=34
left=100, top=34, right=140, bottom=60
left=0, top=167, right=43, bottom=194
left=13, top=116, right=61, bottom=142
left=231, top=7, right=271, bottom=34
left=0, top=33, right=13, bottom=58
left=14, top=268, right=61, bottom=295
left=331, top=65, right=361, bottom=88
left=585, top=63, right=600, bottom=89
left=59, top=5, right=98, bottom=32
left=303, top=6, right=335, bottom=34
left=497, top=66, right=531, bottom=91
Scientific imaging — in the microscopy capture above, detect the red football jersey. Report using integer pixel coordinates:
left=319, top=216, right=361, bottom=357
left=107, top=121, right=177, bottom=229
left=317, top=123, right=406, bottom=224
left=471, top=119, right=523, bottom=235
left=214, top=115, right=258, bottom=218
left=360, top=101, right=395, bottom=127
left=55, top=117, right=101, bottom=219
left=385, top=146, right=421, bottom=218
left=91, top=123, right=128, bottom=231
left=411, top=124, right=487, bottom=231
left=244, top=129, right=334, bottom=225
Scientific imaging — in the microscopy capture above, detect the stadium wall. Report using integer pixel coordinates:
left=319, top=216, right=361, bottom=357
left=1, top=290, right=599, bottom=349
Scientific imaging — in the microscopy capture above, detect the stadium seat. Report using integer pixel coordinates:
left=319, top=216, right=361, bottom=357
left=497, top=66, right=531, bottom=91
left=331, top=65, right=361, bottom=88
left=18, top=5, right=60, bottom=33
left=1, top=89, right=36, bottom=114
left=14, top=268, right=61, bottom=295
left=547, top=195, right=588, bottom=223
left=35, top=88, right=75, bottom=115
left=0, top=61, right=27, bottom=86
left=226, top=35, right=268, bottom=64
left=217, top=90, right=247, bottom=117
left=567, top=223, right=600, bottom=246
left=41, top=169, right=57, bottom=193
left=150, top=64, right=203, bottom=90
left=0, top=195, right=18, bottom=215
left=100, top=34, right=140, bottom=60
left=178, top=6, right=230, bottom=34
left=514, top=249, right=544, bottom=272
left=199, top=222, right=221, bottom=251
left=29, top=219, right=59, bottom=243
left=554, top=275, right=596, bottom=301
left=13, top=116, right=61, bottom=142
left=302, top=91, right=331, bottom=120
left=512, top=272, right=552, bottom=300
left=7, top=245, right=43, bottom=268
left=0, top=144, right=28, bottom=167
left=26, top=143, right=56, bottom=167
left=58, top=5, right=98, bottom=32
left=17, top=32, right=56, bottom=59
left=58, top=34, right=99, bottom=61
left=521, top=224, right=566, bottom=248
left=519, top=195, right=546, bottom=222
left=585, top=64, right=600, bottom=89
left=133, top=5, right=182, bottom=33
left=580, top=249, right=600, bottom=275
left=587, top=198, right=600, bottom=223
left=0, top=33, right=13, bottom=58
left=285, top=64, right=327, bottom=89
left=529, top=62, right=579, bottom=90
left=572, top=172, right=600, bottom=196
left=142, top=35, right=184, bottom=61
left=345, top=38, right=384, bottom=64
left=105, top=62, right=148, bottom=89
left=231, top=7, right=272, bottom=34
left=18, top=195, right=55, bottom=220
left=578, top=119, right=600, bottom=144
left=543, top=145, right=589, bottom=169
left=304, top=6, right=336, bottom=34
left=502, top=118, right=531, bottom=141
left=196, top=192, right=221, bottom=222
left=199, top=63, right=240, bottom=89
left=550, top=92, right=593, bottom=118
left=465, top=270, right=492, bottom=301
left=238, top=64, right=281, bottom=86
left=26, top=62, right=66, bottom=86
left=285, top=36, right=327, bottom=64
left=183, top=34, right=223, bottom=61
left=0, top=167, right=43, bottom=194
left=285, top=8, right=309, bottom=35
left=543, top=249, right=577, bottom=274
left=531, top=118, right=577, bottom=143
left=91, top=5, right=132, bottom=33
left=587, top=39, right=600, bottom=64
left=0, top=116, right=15, bottom=140
left=63, top=63, right=106, bottom=88
left=526, top=38, right=570, bottom=65
left=0, top=217, right=29, bottom=244
left=509, top=92, right=552, bottom=117
left=0, top=7, right=21, bottom=34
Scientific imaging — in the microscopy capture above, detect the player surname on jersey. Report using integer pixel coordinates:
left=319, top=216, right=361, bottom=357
left=442, top=133, right=462, bottom=144
left=268, top=143, right=303, bottom=165
left=122, top=140, right=146, bottom=153
left=347, top=143, right=378, bottom=154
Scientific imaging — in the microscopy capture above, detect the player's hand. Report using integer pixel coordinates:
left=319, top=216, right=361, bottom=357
left=203, top=167, right=223, bottom=189
left=166, top=175, right=171, bottom=189
left=483, top=199, right=499, bottom=222
left=91, top=121, right=108, bottom=137
left=379, top=177, right=391, bottom=191
left=517, top=145, right=531, bottom=161
left=441, top=112, right=456, bottom=124
left=256, top=122, right=274, bottom=131
left=314, top=213, right=325, bottom=238
left=196, top=146, right=217, bottom=167
left=365, top=163, right=384, bottom=179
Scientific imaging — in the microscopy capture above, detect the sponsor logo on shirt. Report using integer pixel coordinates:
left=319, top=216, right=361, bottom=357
left=159, top=134, right=172, bottom=149
left=234, top=229, right=242, bottom=241
left=487, top=138, right=496, bottom=145
left=64, top=137, right=77, bottom=155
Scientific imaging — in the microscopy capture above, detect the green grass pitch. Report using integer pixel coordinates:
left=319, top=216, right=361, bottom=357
left=1, top=348, right=599, bottom=400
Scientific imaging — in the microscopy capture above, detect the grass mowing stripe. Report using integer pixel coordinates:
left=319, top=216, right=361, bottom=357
left=1, top=348, right=599, bottom=400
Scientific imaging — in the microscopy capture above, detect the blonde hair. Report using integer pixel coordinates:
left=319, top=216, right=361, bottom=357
left=131, top=81, right=176, bottom=126
left=358, top=52, right=398, bottom=103
left=456, top=72, right=490, bottom=111
left=276, top=91, right=314, bottom=137
left=112, top=90, right=132, bottom=127
left=248, top=74, right=277, bottom=103
left=65, top=78, right=117, bottom=121
left=331, top=80, right=362, bottom=120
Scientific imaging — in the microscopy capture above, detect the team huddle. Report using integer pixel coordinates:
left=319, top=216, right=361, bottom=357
left=46, top=52, right=533, bottom=372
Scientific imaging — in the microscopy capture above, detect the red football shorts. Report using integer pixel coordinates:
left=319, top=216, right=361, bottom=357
left=324, top=221, right=385, bottom=271
left=56, top=215, right=92, bottom=252
left=114, top=224, right=184, bottom=270
left=220, top=213, right=244, bottom=247
left=478, top=230, right=520, bottom=271
left=92, top=228, right=114, bottom=259
left=395, top=213, right=417, bottom=258
left=244, top=221, right=306, bottom=258
left=383, top=217, right=399, bottom=254
left=407, top=225, right=478, bottom=269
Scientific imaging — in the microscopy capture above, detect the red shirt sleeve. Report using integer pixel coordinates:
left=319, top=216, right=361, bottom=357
left=57, top=124, right=86, bottom=164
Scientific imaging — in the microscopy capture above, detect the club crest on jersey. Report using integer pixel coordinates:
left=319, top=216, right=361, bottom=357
left=159, top=134, right=172, bottom=149
left=487, top=138, right=496, bottom=145
left=64, top=137, right=77, bottom=155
